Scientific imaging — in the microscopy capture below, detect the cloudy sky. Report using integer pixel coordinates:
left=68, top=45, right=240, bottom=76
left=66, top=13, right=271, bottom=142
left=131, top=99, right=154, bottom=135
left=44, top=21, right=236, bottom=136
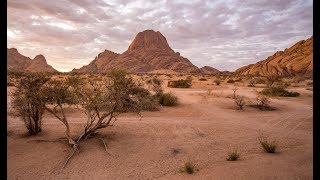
left=7, top=0, right=313, bottom=72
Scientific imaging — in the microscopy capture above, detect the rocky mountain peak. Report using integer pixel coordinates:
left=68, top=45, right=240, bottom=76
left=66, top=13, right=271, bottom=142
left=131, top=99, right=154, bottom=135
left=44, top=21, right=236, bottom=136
left=127, top=30, right=172, bottom=52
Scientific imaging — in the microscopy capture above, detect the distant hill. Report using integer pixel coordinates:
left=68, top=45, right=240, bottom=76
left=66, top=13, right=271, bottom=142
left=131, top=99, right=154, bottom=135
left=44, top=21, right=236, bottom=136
left=235, top=36, right=313, bottom=77
left=199, top=66, right=220, bottom=74
left=7, top=48, right=58, bottom=73
left=72, top=30, right=201, bottom=73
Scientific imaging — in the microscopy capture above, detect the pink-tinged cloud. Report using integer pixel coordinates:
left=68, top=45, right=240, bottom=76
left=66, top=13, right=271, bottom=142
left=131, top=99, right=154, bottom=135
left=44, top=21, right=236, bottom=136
left=7, top=0, right=313, bottom=72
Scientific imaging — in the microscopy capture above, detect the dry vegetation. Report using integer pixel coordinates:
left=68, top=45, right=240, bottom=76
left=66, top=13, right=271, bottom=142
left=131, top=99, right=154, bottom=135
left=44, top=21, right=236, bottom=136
left=7, top=72, right=313, bottom=179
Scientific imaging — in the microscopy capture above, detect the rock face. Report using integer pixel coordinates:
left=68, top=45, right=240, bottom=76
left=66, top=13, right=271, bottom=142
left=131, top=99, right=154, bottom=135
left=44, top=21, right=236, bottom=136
left=200, top=66, right=220, bottom=74
left=235, top=36, right=313, bottom=77
left=73, top=30, right=200, bottom=73
left=7, top=48, right=58, bottom=73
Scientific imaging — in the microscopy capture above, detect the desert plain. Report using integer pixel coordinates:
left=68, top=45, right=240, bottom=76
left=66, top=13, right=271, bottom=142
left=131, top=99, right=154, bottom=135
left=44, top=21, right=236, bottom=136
left=7, top=74, right=313, bottom=180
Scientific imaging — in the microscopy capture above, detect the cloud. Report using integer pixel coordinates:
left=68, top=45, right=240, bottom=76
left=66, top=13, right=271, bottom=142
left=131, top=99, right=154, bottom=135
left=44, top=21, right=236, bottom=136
left=7, top=0, right=313, bottom=72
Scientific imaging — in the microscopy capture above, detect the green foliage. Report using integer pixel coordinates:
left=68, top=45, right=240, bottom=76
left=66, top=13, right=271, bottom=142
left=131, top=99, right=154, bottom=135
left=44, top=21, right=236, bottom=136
left=11, top=74, right=50, bottom=135
left=226, top=150, right=240, bottom=161
left=168, top=79, right=192, bottom=88
left=261, top=87, right=300, bottom=97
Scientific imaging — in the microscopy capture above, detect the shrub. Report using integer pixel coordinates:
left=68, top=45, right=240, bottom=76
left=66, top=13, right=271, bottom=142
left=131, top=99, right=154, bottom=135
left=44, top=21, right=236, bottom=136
left=259, top=136, right=277, bottom=153
left=226, top=150, right=240, bottom=161
left=261, top=87, right=300, bottom=97
left=11, top=74, right=49, bottom=135
left=235, top=78, right=243, bottom=82
left=182, top=161, right=195, bottom=174
left=248, top=77, right=266, bottom=87
left=168, top=79, right=191, bottom=88
left=227, top=79, right=235, bottom=83
left=214, top=79, right=221, bottom=85
left=154, top=92, right=178, bottom=106
left=234, top=95, right=245, bottom=110
left=266, top=75, right=280, bottom=87
left=199, top=78, right=207, bottom=81
left=248, top=96, right=273, bottom=111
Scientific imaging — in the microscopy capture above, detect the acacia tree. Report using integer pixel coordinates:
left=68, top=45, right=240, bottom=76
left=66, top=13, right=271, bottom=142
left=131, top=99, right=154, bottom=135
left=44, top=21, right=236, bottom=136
left=43, top=69, right=157, bottom=145
left=42, top=79, right=78, bottom=145
left=11, top=73, right=49, bottom=135
left=74, top=69, right=158, bottom=142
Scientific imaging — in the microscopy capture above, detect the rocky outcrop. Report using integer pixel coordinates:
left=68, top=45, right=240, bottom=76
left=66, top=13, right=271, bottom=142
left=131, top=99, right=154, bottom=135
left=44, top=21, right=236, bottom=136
left=235, top=36, right=313, bottom=77
left=200, top=66, right=220, bottom=74
left=7, top=48, right=58, bottom=73
left=73, top=30, right=200, bottom=73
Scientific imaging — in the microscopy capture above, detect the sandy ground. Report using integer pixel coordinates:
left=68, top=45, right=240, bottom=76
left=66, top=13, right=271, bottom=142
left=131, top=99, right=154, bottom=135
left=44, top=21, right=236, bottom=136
left=7, top=77, right=313, bottom=180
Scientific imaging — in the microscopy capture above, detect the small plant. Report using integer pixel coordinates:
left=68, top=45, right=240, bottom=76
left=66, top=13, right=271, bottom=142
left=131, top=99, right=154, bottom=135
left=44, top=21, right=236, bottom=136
left=199, top=78, right=207, bottom=81
left=248, top=96, right=273, bottom=111
left=248, top=77, right=265, bottom=87
left=232, top=87, right=238, bottom=99
left=226, top=150, right=240, bottom=161
left=154, top=92, right=178, bottom=106
left=227, top=79, right=235, bottom=83
left=261, top=87, right=300, bottom=97
left=234, top=95, right=245, bottom=110
left=168, top=79, right=191, bottom=88
left=182, top=161, right=195, bottom=174
left=259, top=136, right=277, bottom=153
left=266, top=75, right=280, bottom=87
left=214, top=79, right=221, bottom=85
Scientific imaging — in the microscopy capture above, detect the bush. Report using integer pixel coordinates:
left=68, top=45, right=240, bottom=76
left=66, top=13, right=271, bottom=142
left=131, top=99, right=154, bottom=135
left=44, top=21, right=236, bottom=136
left=214, top=79, right=221, bottom=85
left=11, top=74, right=49, bottom=135
left=168, top=79, right=191, bottom=88
left=227, top=79, right=235, bottom=83
left=199, top=78, right=207, bottom=81
left=234, top=95, right=245, bottom=110
left=182, top=161, right=195, bottom=174
left=226, top=150, right=240, bottom=161
left=248, top=77, right=266, bottom=87
left=154, top=92, right=178, bottom=106
left=248, top=96, right=274, bottom=111
left=266, top=75, right=280, bottom=87
left=259, top=136, right=277, bottom=153
left=261, top=87, right=300, bottom=97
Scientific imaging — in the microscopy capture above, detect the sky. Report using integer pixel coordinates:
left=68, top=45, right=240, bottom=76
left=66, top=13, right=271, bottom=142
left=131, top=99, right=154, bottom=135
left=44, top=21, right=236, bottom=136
left=7, top=0, right=313, bottom=72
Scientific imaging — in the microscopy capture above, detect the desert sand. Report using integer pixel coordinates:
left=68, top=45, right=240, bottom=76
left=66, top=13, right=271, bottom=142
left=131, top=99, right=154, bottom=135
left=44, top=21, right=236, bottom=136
left=7, top=75, right=313, bottom=180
